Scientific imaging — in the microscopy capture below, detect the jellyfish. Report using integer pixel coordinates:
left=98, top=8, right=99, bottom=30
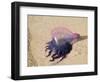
left=45, top=27, right=80, bottom=63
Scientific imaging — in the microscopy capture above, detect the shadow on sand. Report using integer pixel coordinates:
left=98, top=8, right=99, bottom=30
left=79, top=35, right=88, bottom=41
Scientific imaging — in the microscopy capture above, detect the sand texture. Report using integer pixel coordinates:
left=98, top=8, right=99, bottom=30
left=27, top=15, right=88, bottom=67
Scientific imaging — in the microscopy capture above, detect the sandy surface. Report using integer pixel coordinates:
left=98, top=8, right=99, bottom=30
left=27, top=15, right=88, bottom=67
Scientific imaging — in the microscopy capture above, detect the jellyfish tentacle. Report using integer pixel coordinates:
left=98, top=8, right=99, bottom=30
left=57, top=55, right=66, bottom=63
left=46, top=50, right=52, bottom=57
left=50, top=51, right=59, bottom=62
left=45, top=47, right=49, bottom=52
left=51, top=52, right=57, bottom=58
left=52, top=50, right=59, bottom=58
left=50, top=57, right=55, bottom=61
left=53, top=54, right=62, bottom=60
left=50, top=58, right=54, bottom=61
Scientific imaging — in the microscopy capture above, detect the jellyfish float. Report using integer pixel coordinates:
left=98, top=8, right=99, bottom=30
left=45, top=27, right=80, bottom=63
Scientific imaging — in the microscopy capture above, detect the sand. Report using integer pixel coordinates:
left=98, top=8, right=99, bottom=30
left=27, top=15, right=88, bottom=67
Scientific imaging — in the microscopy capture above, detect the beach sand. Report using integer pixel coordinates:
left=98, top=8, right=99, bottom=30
left=27, top=15, right=88, bottom=67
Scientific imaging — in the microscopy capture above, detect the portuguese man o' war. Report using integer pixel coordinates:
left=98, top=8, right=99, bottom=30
left=45, top=27, right=80, bottom=63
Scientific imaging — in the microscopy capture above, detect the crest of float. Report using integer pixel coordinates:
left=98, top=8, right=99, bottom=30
left=51, top=27, right=80, bottom=45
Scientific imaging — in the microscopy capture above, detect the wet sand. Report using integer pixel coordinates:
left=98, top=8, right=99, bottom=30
left=27, top=15, right=88, bottom=67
